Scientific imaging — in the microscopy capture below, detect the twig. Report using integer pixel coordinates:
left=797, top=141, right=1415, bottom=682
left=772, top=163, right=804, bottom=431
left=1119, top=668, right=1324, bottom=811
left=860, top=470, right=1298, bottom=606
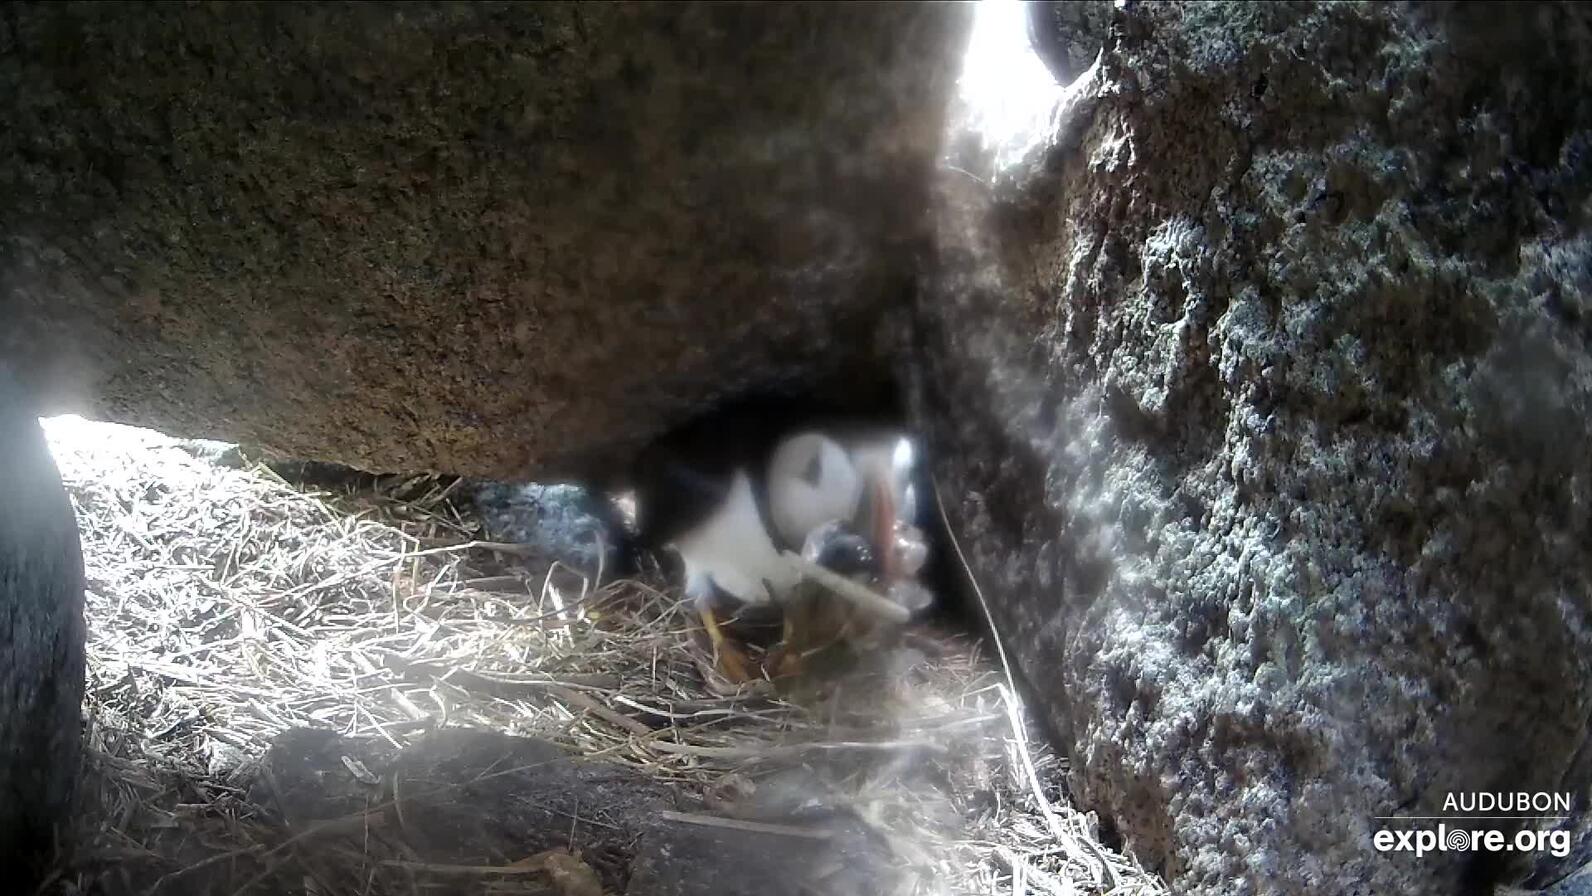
left=658, top=810, right=834, bottom=841
left=371, top=650, right=619, bottom=695
left=995, top=846, right=1074, bottom=896
left=780, top=551, right=909, bottom=623
left=646, top=737, right=945, bottom=761
left=548, top=685, right=653, bottom=737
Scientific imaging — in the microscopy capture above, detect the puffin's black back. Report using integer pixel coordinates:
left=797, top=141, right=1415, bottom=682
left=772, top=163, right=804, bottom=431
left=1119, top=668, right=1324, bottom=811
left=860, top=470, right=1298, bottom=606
left=630, top=393, right=899, bottom=552
left=631, top=395, right=803, bottom=551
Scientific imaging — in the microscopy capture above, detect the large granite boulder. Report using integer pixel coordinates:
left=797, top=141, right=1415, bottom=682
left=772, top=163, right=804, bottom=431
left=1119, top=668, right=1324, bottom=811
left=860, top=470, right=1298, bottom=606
left=915, top=2, right=1592, bottom=894
left=0, top=2, right=969, bottom=478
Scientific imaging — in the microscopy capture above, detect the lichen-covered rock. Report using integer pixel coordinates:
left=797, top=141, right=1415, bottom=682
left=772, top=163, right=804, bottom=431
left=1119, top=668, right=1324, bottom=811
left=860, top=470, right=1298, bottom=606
left=916, top=3, right=1592, bottom=894
left=1026, top=0, right=1112, bottom=85
left=0, top=2, right=969, bottom=479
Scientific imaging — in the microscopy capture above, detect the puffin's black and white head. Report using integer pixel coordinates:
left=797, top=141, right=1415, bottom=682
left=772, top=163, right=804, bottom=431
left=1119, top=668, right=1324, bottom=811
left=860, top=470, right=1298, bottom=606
left=767, top=429, right=923, bottom=589
left=766, top=432, right=863, bottom=550
left=638, top=417, right=928, bottom=618
left=673, top=431, right=883, bottom=608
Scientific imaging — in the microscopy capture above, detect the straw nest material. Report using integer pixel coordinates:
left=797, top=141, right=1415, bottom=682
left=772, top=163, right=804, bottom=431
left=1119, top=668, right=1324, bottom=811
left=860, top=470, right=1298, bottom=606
left=37, top=416, right=1167, bottom=896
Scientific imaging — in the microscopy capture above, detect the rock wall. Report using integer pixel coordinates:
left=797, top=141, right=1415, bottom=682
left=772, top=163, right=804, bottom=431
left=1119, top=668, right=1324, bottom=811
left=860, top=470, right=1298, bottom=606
left=0, top=2, right=969, bottom=478
left=0, top=367, right=85, bottom=885
left=916, top=2, right=1592, bottom=894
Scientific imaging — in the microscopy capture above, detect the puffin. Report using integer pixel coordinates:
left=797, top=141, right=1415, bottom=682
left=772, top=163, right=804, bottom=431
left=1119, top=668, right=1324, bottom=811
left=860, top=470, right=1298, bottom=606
left=632, top=398, right=927, bottom=681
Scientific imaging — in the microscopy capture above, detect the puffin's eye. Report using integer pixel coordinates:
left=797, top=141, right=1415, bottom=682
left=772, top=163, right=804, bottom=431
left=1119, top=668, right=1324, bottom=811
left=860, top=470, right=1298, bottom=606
left=800, top=451, right=823, bottom=486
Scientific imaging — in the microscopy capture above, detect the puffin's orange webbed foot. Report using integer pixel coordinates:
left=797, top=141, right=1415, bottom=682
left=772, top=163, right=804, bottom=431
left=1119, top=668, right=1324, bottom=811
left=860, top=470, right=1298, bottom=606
left=698, top=602, right=755, bottom=683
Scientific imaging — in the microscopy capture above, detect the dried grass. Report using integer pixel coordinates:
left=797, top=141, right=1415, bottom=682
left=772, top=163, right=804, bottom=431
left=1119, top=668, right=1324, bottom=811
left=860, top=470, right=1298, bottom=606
left=38, top=416, right=1166, bottom=896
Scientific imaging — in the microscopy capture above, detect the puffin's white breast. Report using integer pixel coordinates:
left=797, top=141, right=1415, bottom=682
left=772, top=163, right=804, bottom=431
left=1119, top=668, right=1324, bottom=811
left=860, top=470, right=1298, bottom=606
left=670, top=470, right=800, bottom=604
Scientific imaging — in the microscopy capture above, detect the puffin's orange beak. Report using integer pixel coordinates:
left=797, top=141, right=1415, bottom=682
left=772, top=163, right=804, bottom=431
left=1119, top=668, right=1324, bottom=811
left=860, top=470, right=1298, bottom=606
left=862, top=471, right=898, bottom=585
